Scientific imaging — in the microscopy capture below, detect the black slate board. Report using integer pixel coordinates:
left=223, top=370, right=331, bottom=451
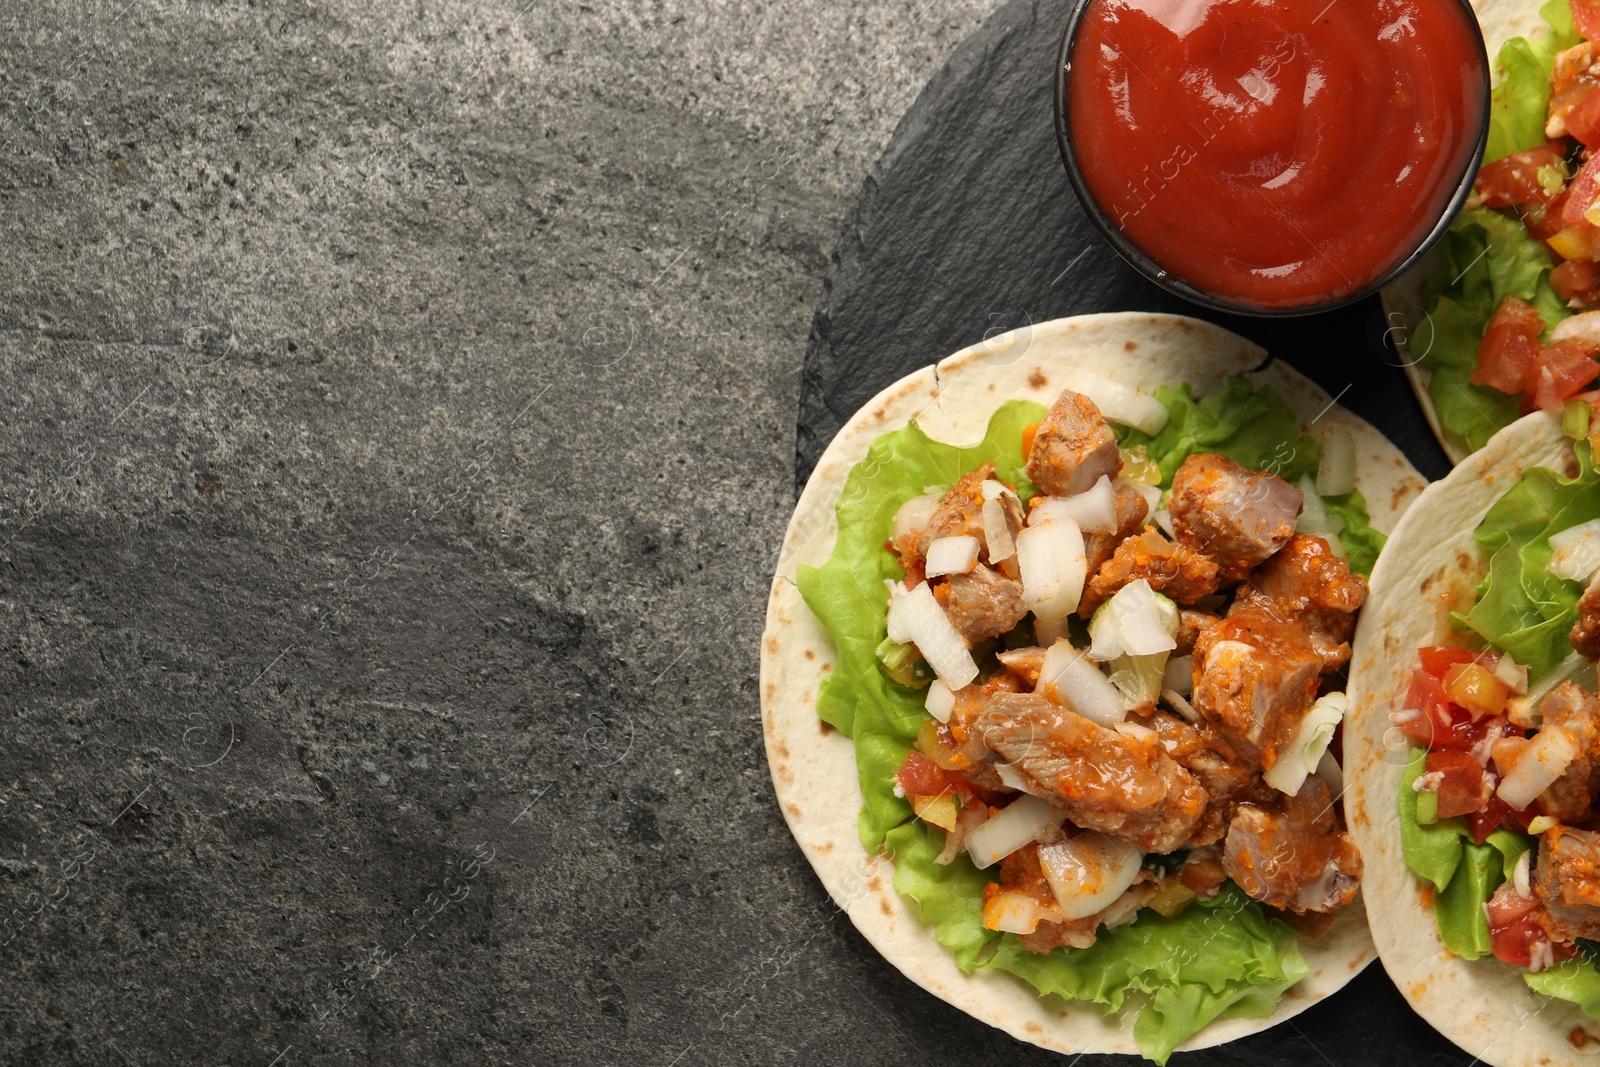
left=794, top=0, right=1475, bottom=1062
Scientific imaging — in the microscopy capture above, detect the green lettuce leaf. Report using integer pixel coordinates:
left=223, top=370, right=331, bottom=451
left=799, top=379, right=1379, bottom=1062
left=1485, top=0, right=1582, bottom=162
left=1526, top=946, right=1600, bottom=1012
left=1454, top=442, right=1600, bottom=680
left=1419, top=211, right=1570, bottom=453
left=1398, top=747, right=1468, bottom=892
left=981, top=883, right=1308, bottom=1066
left=1436, top=842, right=1504, bottom=960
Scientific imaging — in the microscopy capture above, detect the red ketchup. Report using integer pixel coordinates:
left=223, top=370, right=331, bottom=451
left=1066, top=0, right=1487, bottom=311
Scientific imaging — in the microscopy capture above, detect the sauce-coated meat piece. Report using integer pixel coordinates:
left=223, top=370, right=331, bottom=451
left=1169, top=454, right=1302, bottom=580
left=1025, top=390, right=1121, bottom=497
left=1080, top=529, right=1221, bottom=617
left=1571, top=569, right=1600, bottom=660
left=1535, top=825, right=1600, bottom=943
left=1222, top=777, right=1362, bottom=914
left=1083, top=480, right=1152, bottom=575
left=1232, top=534, right=1367, bottom=670
left=941, top=564, right=1029, bottom=644
left=976, top=692, right=1206, bottom=853
left=1538, top=683, right=1600, bottom=824
left=1191, top=604, right=1323, bottom=768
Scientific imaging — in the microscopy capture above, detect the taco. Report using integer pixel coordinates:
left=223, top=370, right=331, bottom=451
left=1347, top=404, right=1600, bottom=1066
left=761, top=313, right=1426, bottom=1063
left=1383, top=0, right=1600, bottom=462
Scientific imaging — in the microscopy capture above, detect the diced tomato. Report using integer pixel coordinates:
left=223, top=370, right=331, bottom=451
left=897, top=751, right=954, bottom=798
left=1476, top=145, right=1568, bottom=206
left=1553, top=258, right=1600, bottom=306
left=1564, top=155, right=1600, bottom=228
left=1473, top=297, right=1547, bottom=394
left=1529, top=339, right=1600, bottom=412
left=1573, top=91, right=1600, bottom=149
left=1443, top=662, right=1512, bottom=717
left=1417, top=646, right=1485, bottom=677
left=1400, top=661, right=1512, bottom=754
left=1398, top=670, right=1457, bottom=748
left=1528, top=188, right=1574, bottom=242
left=1574, top=0, right=1600, bottom=43
left=1466, top=792, right=1539, bottom=844
left=1487, top=882, right=1580, bottom=970
left=1417, top=647, right=1473, bottom=680
left=1426, top=749, right=1492, bottom=818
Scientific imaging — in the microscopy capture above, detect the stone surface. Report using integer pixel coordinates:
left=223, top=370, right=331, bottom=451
left=0, top=2, right=1466, bottom=1067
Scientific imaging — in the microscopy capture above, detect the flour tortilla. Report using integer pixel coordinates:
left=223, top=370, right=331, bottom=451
left=1381, top=0, right=1570, bottom=464
left=1345, top=410, right=1600, bottom=1066
left=759, top=312, right=1427, bottom=1056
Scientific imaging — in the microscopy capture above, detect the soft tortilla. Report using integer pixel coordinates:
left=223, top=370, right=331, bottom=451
left=1345, top=410, right=1600, bottom=1066
left=760, top=312, right=1427, bottom=1055
left=1380, top=0, right=1567, bottom=464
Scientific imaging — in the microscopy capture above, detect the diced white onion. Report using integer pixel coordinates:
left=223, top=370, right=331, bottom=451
left=885, top=582, right=978, bottom=690
left=1264, top=692, right=1348, bottom=796
left=1162, top=655, right=1194, bottom=697
left=1064, top=372, right=1170, bottom=435
left=1497, top=725, right=1581, bottom=810
left=1087, top=580, right=1178, bottom=661
left=994, top=761, right=1034, bottom=794
left=980, top=480, right=1019, bottom=564
left=1031, top=476, right=1118, bottom=534
left=1493, top=654, right=1530, bottom=696
left=1015, top=517, right=1087, bottom=621
left=1034, top=616, right=1071, bottom=646
left=1548, top=518, right=1600, bottom=583
left=1296, top=476, right=1346, bottom=546
left=925, top=535, right=981, bottom=578
left=1152, top=509, right=1174, bottom=538
left=1163, top=688, right=1199, bottom=722
left=884, top=581, right=911, bottom=643
left=1038, top=639, right=1126, bottom=725
left=1528, top=815, right=1559, bottom=835
left=965, top=794, right=1061, bottom=869
left=892, top=492, right=943, bottom=545
left=1315, top=427, right=1357, bottom=497
left=1036, top=831, right=1144, bottom=920
left=1315, top=750, right=1343, bottom=796
left=924, top=678, right=955, bottom=724
left=1551, top=310, right=1600, bottom=347
left=1515, top=848, right=1533, bottom=899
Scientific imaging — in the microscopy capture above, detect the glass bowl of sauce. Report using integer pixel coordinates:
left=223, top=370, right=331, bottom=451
left=1056, top=0, right=1491, bottom=316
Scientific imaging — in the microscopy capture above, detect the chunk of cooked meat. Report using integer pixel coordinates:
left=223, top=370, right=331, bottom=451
left=1535, top=825, right=1600, bottom=943
left=917, top=462, right=994, bottom=556
left=996, top=646, right=1047, bottom=688
left=1572, top=570, right=1600, bottom=660
left=1079, top=529, right=1221, bottom=617
left=1134, top=709, right=1268, bottom=847
left=1025, top=390, right=1121, bottom=497
left=976, top=692, right=1207, bottom=853
left=1083, top=480, right=1152, bottom=574
left=941, top=564, right=1028, bottom=644
left=1175, top=608, right=1222, bottom=657
left=1231, top=534, right=1367, bottom=670
left=1178, top=845, right=1227, bottom=900
left=1192, top=604, right=1324, bottom=768
left=1222, top=777, right=1361, bottom=914
left=1538, top=683, right=1600, bottom=823
left=1169, top=454, right=1302, bottom=581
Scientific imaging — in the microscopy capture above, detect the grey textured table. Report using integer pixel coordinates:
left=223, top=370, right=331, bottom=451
left=1, top=1, right=1457, bottom=1065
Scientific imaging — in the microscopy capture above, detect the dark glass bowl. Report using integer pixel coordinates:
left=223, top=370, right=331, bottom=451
left=1052, top=0, right=1492, bottom=318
